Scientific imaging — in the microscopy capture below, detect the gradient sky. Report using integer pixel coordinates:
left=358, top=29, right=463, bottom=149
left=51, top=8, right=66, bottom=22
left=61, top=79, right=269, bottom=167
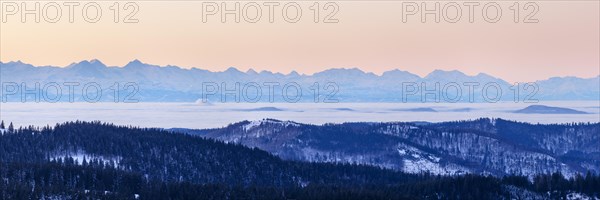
left=1, top=1, right=598, bottom=82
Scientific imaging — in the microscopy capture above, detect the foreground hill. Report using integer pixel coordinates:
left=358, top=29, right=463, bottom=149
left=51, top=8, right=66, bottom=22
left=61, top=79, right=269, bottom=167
left=0, top=121, right=599, bottom=199
left=179, top=118, right=600, bottom=177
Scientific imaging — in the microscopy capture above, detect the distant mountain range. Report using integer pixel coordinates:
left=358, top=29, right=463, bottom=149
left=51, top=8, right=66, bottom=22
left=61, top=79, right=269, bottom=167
left=1, top=60, right=598, bottom=102
left=176, top=118, right=600, bottom=178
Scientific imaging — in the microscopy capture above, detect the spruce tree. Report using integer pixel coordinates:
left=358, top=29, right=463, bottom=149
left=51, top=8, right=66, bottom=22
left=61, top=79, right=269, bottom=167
left=0, top=120, right=4, bottom=129
left=8, top=122, right=14, bottom=132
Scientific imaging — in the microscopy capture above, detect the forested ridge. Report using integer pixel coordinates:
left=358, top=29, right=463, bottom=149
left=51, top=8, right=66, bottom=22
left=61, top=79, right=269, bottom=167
left=0, top=121, right=599, bottom=199
left=191, top=118, right=600, bottom=177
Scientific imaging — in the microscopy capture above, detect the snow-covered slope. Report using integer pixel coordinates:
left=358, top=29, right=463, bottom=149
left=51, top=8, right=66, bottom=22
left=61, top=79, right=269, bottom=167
left=181, top=118, right=600, bottom=177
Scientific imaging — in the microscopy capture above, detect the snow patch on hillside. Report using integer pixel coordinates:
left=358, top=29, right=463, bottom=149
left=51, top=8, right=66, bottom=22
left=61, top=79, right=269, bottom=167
left=566, top=192, right=599, bottom=200
left=296, top=147, right=399, bottom=169
left=243, top=120, right=262, bottom=131
left=379, top=124, right=422, bottom=137
left=402, top=159, right=467, bottom=175
left=243, top=119, right=300, bottom=131
left=50, top=151, right=122, bottom=167
left=397, top=144, right=469, bottom=175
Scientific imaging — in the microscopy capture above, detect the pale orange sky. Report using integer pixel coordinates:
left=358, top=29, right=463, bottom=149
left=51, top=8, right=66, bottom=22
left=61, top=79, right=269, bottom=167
left=1, top=1, right=599, bottom=82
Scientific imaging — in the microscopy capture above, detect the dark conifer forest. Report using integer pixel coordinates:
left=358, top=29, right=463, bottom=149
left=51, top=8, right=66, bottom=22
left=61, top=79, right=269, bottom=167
left=0, top=121, right=598, bottom=199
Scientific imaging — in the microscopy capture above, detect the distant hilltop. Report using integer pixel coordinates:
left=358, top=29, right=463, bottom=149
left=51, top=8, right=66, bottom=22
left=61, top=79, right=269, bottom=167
left=1, top=60, right=598, bottom=102
left=514, top=105, right=588, bottom=114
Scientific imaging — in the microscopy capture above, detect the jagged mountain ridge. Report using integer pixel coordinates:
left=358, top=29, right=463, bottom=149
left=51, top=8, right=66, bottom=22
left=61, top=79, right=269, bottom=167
left=178, top=118, right=600, bottom=177
left=1, top=60, right=598, bottom=102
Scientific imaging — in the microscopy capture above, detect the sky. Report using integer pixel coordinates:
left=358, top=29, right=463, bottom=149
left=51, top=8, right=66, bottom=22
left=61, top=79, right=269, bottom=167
left=1, top=1, right=599, bottom=82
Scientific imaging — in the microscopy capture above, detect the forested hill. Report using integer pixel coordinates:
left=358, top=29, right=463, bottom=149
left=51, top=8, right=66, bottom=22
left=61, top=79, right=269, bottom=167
left=187, top=118, right=600, bottom=177
left=0, top=121, right=414, bottom=187
left=0, top=121, right=599, bottom=199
